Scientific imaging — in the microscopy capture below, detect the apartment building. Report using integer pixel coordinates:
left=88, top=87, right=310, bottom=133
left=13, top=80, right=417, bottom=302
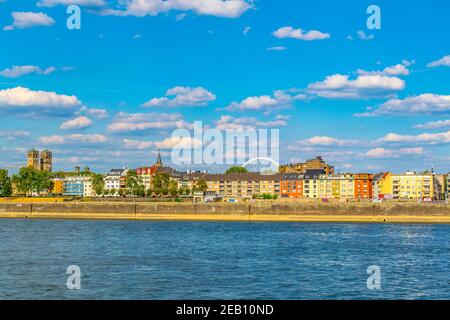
left=339, top=174, right=355, bottom=200
left=279, top=156, right=334, bottom=175
left=63, top=176, right=93, bottom=197
left=260, top=174, right=282, bottom=196
left=105, top=168, right=128, bottom=192
left=391, top=171, right=434, bottom=200
left=280, top=173, right=304, bottom=198
left=302, top=171, right=320, bottom=198
left=354, top=174, right=373, bottom=199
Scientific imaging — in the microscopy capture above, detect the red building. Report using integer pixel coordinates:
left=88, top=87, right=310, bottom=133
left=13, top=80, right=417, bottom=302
left=354, top=174, right=373, bottom=199
left=280, top=173, right=304, bottom=198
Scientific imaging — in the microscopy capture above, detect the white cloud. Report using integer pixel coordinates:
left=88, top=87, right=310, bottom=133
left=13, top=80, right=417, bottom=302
left=0, top=86, right=82, bottom=117
left=3, top=12, right=55, bottom=30
left=142, top=86, right=216, bottom=107
left=60, top=116, right=93, bottom=130
left=366, top=147, right=423, bottom=158
left=215, top=115, right=288, bottom=130
left=0, top=65, right=59, bottom=78
left=377, top=131, right=450, bottom=145
left=100, top=0, right=252, bottom=18
left=39, top=134, right=108, bottom=145
left=307, top=74, right=405, bottom=99
left=414, top=119, right=450, bottom=129
left=83, top=107, right=109, bottom=119
left=356, top=30, right=374, bottom=40
left=289, top=136, right=361, bottom=148
left=266, top=46, right=287, bottom=51
left=355, top=94, right=450, bottom=117
left=223, top=90, right=306, bottom=113
left=357, top=63, right=410, bottom=76
left=272, top=26, right=330, bottom=41
left=108, top=112, right=191, bottom=133
left=427, top=55, right=450, bottom=68
left=0, top=130, right=30, bottom=140
left=123, top=136, right=202, bottom=150
left=37, top=0, right=106, bottom=7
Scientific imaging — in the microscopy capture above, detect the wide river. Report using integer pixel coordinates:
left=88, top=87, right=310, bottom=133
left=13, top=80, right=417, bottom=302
left=0, top=219, right=448, bottom=299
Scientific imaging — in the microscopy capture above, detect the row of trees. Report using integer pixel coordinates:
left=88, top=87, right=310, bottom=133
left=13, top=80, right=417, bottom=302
left=90, top=171, right=208, bottom=198
left=0, top=166, right=210, bottom=198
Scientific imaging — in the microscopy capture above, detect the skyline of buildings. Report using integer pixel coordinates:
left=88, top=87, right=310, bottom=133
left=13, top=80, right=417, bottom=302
left=16, top=149, right=449, bottom=201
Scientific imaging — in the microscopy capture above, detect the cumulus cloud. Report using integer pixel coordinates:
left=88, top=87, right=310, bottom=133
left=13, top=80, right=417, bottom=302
left=356, top=63, right=410, bottom=76
left=37, top=0, right=106, bottom=7
left=366, top=147, right=423, bottom=158
left=142, top=86, right=216, bottom=108
left=272, top=26, right=330, bottom=41
left=108, top=112, right=191, bottom=133
left=288, top=136, right=362, bottom=149
left=0, top=86, right=82, bottom=118
left=79, top=106, right=109, bottom=119
left=307, top=74, right=405, bottom=99
left=100, top=0, right=252, bottom=18
left=3, top=12, right=55, bottom=30
left=414, top=119, right=450, bottom=129
left=427, top=55, right=450, bottom=68
left=355, top=94, right=450, bottom=117
left=214, top=115, right=289, bottom=130
left=222, top=90, right=306, bottom=113
left=377, top=131, right=450, bottom=145
left=60, top=116, right=93, bottom=130
left=0, top=65, right=60, bottom=78
left=39, top=134, right=108, bottom=145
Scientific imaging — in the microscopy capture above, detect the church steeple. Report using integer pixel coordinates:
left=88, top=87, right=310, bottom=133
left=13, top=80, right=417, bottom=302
left=155, top=149, right=162, bottom=167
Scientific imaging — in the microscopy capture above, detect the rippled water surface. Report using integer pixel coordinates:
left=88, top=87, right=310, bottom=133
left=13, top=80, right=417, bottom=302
left=0, top=219, right=448, bottom=299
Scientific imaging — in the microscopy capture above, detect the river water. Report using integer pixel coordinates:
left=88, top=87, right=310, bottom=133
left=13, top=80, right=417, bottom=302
left=0, top=219, right=448, bottom=299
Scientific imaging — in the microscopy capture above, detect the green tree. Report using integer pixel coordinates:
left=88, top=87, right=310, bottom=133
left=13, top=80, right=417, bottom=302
left=33, top=170, right=53, bottom=195
left=0, top=169, right=12, bottom=197
left=225, top=166, right=248, bottom=174
left=91, top=173, right=105, bottom=196
left=169, top=180, right=179, bottom=197
left=193, top=179, right=208, bottom=193
left=153, top=173, right=170, bottom=197
left=125, top=170, right=144, bottom=196
left=12, top=167, right=34, bottom=196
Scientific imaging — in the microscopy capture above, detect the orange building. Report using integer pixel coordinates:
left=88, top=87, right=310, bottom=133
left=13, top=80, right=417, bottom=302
left=51, top=178, right=64, bottom=195
left=280, top=173, right=304, bottom=198
left=354, top=174, right=373, bottom=199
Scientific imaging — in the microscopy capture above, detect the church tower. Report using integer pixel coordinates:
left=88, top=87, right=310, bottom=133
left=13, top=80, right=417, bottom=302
left=155, top=149, right=162, bottom=167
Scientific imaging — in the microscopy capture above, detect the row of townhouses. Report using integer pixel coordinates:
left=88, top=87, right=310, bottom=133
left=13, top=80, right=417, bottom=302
left=53, top=167, right=449, bottom=201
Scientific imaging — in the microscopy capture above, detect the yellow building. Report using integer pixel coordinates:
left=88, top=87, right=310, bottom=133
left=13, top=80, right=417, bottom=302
left=338, top=174, right=355, bottom=200
left=373, top=173, right=392, bottom=199
left=302, top=171, right=320, bottom=198
left=51, top=178, right=64, bottom=195
left=391, top=172, right=434, bottom=200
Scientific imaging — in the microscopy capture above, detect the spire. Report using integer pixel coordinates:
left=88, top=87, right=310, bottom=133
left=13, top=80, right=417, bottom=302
left=156, top=149, right=162, bottom=167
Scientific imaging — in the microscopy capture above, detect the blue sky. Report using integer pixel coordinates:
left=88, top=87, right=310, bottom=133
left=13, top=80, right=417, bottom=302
left=0, top=0, right=449, bottom=173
